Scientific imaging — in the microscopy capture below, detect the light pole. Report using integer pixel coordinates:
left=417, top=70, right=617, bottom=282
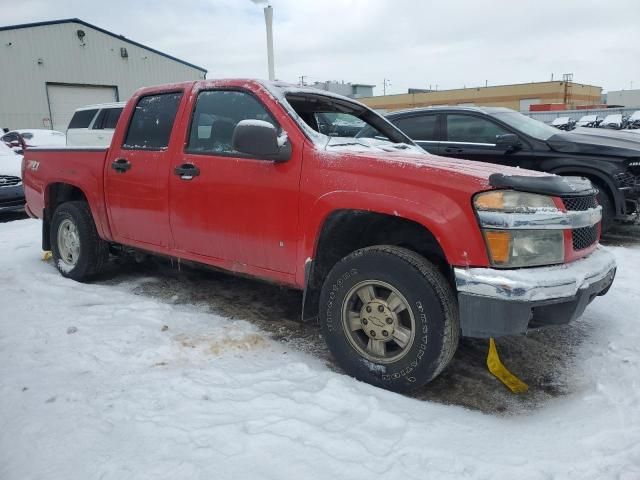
left=264, top=5, right=275, bottom=81
left=383, top=78, right=391, bottom=96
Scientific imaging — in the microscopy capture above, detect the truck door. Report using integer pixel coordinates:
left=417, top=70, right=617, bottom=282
left=168, top=88, right=302, bottom=274
left=104, top=91, right=183, bottom=247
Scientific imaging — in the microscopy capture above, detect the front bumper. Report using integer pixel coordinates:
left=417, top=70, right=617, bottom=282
left=454, top=247, right=617, bottom=338
left=0, top=184, right=25, bottom=213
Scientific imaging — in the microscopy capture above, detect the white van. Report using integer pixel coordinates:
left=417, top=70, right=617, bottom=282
left=66, top=102, right=125, bottom=147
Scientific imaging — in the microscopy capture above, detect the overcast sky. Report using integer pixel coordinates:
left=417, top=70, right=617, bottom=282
left=4, top=0, right=640, bottom=95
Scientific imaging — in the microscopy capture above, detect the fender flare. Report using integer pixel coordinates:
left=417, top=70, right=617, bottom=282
left=43, top=182, right=112, bottom=243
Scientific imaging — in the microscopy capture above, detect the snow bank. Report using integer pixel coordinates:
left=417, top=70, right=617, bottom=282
left=1, top=219, right=639, bottom=479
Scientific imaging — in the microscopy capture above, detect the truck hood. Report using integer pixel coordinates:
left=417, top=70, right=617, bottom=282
left=322, top=144, right=550, bottom=193
left=546, top=131, right=640, bottom=157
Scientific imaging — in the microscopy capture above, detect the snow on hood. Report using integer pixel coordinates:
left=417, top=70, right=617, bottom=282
left=321, top=142, right=549, bottom=189
left=548, top=130, right=640, bottom=156
left=0, top=142, right=23, bottom=177
left=16, top=129, right=66, bottom=147
left=572, top=126, right=640, bottom=145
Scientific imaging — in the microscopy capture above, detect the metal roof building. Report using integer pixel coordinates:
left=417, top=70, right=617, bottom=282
left=0, top=19, right=207, bottom=131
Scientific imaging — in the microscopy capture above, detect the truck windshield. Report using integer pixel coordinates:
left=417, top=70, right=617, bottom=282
left=284, top=93, right=415, bottom=149
left=491, top=111, right=559, bottom=141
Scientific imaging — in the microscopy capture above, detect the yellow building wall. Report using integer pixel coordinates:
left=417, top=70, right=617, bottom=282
left=359, top=82, right=602, bottom=112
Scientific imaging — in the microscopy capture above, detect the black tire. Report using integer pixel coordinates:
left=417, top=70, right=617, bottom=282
left=319, top=245, right=459, bottom=392
left=596, top=186, right=615, bottom=233
left=50, top=201, right=109, bottom=281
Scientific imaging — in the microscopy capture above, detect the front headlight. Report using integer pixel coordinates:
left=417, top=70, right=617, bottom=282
left=474, top=190, right=564, bottom=268
left=482, top=229, right=564, bottom=267
left=627, top=158, right=640, bottom=175
left=474, top=190, right=557, bottom=213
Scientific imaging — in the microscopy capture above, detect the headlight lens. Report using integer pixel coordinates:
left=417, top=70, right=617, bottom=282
left=474, top=190, right=558, bottom=213
left=483, top=229, right=564, bottom=267
left=627, top=158, right=640, bottom=174
left=475, top=190, right=564, bottom=268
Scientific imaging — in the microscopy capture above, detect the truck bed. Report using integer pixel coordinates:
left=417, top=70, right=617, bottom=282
left=23, top=147, right=112, bottom=240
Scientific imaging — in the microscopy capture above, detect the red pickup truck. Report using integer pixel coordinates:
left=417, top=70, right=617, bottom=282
left=23, top=79, right=616, bottom=392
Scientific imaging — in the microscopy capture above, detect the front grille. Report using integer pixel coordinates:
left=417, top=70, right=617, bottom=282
left=563, top=195, right=597, bottom=212
left=572, top=225, right=598, bottom=250
left=0, top=175, right=22, bottom=187
left=614, top=172, right=640, bottom=190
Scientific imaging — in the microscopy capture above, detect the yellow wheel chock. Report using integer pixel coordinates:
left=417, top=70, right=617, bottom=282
left=487, top=338, right=528, bottom=394
left=42, top=251, right=52, bottom=261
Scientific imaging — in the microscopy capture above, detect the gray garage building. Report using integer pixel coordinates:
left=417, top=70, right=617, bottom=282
left=0, top=19, right=207, bottom=131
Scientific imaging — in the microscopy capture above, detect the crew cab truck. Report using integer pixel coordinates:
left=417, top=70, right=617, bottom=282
left=22, top=79, right=617, bottom=392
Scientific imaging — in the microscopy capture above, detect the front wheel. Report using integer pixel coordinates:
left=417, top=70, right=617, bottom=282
left=50, top=201, right=109, bottom=281
left=596, top=187, right=615, bottom=233
left=319, top=246, right=459, bottom=392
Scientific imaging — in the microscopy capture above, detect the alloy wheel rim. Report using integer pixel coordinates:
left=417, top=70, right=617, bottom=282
left=341, top=280, right=416, bottom=364
left=57, top=219, right=80, bottom=267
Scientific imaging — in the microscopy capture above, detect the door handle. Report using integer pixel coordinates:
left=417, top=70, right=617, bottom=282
left=111, top=158, right=131, bottom=173
left=174, top=163, right=200, bottom=180
left=443, top=147, right=464, bottom=154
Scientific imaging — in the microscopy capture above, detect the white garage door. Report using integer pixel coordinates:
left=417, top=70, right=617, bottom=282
left=519, top=98, right=541, bottom=112
left=47, top=84, right=118, bottom=132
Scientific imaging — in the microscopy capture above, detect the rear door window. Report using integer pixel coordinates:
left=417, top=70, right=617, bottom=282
left=123, top=93, right=183, bottom=150
left=104, top=108, right=123, bottom=129
left=68, top=109, right=98, bottom=129
left=91, top=109, right=107, bottom=129
left=392, top=114, right=438, bottom=141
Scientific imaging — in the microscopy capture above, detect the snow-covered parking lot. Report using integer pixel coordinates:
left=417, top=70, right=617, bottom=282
left=1, top=218, right=640, bottom=479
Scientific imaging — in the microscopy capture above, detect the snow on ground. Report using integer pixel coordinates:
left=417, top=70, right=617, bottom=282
left=1, top=219, right=639, bottom=479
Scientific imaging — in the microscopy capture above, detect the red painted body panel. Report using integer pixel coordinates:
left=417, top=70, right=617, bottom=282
left=23, top=79, right=586, bottom=291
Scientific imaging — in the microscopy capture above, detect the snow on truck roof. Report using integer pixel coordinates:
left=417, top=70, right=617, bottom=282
left=75, top=102, right=126, bottom=111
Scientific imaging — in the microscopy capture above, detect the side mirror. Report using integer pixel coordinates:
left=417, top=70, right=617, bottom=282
left=232, top=120, right=291, bottom=162
left=495, top=133, right=521, bottom=150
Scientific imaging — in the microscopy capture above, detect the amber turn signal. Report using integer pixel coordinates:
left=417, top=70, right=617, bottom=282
left=483, top=230, right=511, bottom=264
left=474, top=191, right=504, bottom=211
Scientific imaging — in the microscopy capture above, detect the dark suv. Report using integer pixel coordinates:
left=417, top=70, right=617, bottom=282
left=386, top=106, right=640, bottom=230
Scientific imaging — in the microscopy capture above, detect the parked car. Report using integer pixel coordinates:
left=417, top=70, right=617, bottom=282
left=1, top=129, right=66, bottom=153
left=23, top=80, right=615, bottom=392
left=576, top=114, right=602, bottom=128
left=627, top=111, right=640, bottom=130
left=66, top=102, right=125, bottom=147
left=385, top=106, right=640, bottom=230
left=600, top=113, right=628, bottom=130
left=0, top=142, right=24, bottom=213
left=551, top=116, right=576, bottom=130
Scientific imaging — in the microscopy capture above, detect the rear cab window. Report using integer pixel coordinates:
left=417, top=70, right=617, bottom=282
left=68, top=109, right=98, bottom=129
left=123, top=93, right=183, bottom=150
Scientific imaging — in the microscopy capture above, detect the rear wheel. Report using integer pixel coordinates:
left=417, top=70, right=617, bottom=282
left=50, top=201, right=109, bottom=281
left=319, top=245, right=459, bottom=392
